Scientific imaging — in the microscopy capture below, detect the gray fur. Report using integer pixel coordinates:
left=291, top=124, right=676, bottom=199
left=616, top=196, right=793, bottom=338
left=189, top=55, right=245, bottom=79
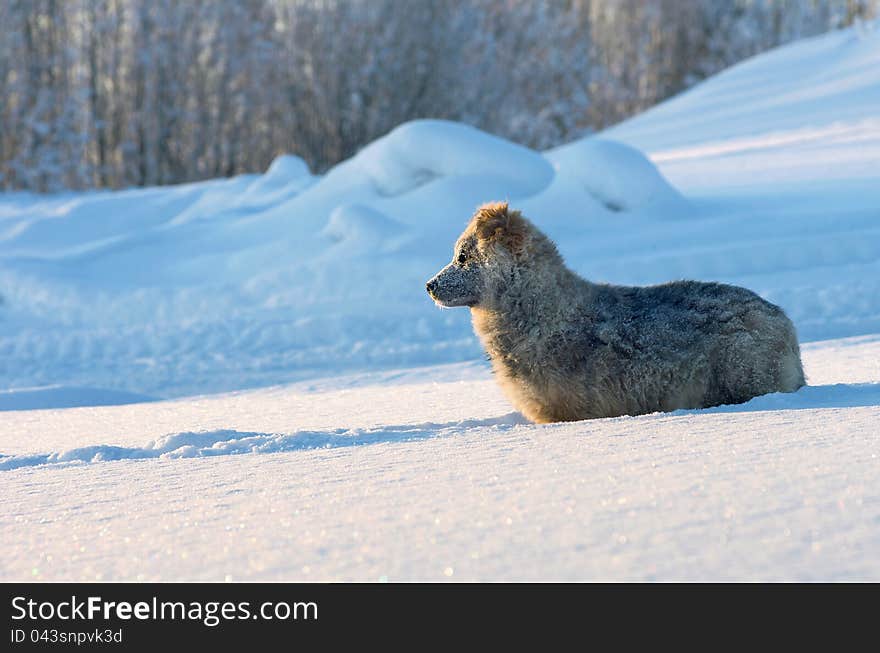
left=427, top=203, right=805, bottom=423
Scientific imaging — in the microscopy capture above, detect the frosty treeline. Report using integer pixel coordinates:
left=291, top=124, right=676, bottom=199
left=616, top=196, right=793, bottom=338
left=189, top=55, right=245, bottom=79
left=0, top=0, right=876, bottom=192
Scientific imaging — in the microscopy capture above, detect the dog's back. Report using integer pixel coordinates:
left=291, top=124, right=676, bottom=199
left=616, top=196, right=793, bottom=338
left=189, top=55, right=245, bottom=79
left=581, top=280, right=805, bottom=415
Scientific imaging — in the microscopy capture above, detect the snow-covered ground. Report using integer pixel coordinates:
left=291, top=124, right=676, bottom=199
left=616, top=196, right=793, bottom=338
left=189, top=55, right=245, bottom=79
left=2, top=26, right=879, bottom=580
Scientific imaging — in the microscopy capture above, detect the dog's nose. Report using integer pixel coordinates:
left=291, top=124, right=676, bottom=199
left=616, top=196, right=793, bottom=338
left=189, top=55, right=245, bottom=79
left=426, top=279, right=437, bottom=294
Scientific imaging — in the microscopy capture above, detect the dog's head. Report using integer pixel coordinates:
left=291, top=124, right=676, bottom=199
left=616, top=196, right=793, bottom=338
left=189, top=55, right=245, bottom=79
left=426, top=202, right=550, bottom=309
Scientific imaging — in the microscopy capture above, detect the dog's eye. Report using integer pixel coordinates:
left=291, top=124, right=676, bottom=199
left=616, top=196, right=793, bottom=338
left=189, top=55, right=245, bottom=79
left=457, top=251, right=468, bottom=265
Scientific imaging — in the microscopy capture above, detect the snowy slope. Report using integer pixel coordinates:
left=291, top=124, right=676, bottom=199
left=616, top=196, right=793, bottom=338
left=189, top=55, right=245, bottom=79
left=2, top=25, right=880, bottom=581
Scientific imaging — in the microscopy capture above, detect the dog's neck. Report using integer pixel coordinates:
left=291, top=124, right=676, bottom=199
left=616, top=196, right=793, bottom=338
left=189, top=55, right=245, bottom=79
left=470, top=265, right=595, bottom=373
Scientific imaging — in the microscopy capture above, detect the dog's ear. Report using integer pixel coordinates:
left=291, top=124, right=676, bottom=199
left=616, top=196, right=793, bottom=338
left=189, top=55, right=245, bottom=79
left=473, top=202, right=526, bottom=253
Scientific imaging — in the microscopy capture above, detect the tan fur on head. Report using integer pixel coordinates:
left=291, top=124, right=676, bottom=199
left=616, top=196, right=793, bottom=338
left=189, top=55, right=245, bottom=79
left=467, top=201, right=528, bottom=253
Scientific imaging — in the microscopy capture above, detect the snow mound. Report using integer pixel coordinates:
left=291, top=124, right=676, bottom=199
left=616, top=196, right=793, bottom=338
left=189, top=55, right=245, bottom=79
left=321, top=204, right=405, bottom=251
left=546, top=137, right=684, bottom=212
left=0, top=385, right=156, bottom=411
left=224, top=155, right=317, bottom=212
left=241, top=155, right=312, bottom=197
left=263, top=154, right=310, bottom=182
left=349, top=119, right=555, bottom=197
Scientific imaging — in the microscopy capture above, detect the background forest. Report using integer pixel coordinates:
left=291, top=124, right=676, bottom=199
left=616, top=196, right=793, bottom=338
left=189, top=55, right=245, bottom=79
left=1, top=0, right=877, bottom=191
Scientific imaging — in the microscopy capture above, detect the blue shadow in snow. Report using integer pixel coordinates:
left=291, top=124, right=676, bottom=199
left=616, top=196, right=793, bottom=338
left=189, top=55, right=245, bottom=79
left=681, top=382, right=880, bottom=415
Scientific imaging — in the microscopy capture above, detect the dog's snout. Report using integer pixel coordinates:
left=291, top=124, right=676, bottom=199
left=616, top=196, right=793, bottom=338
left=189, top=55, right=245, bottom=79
left=426, top=279, right=438, bottom=294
